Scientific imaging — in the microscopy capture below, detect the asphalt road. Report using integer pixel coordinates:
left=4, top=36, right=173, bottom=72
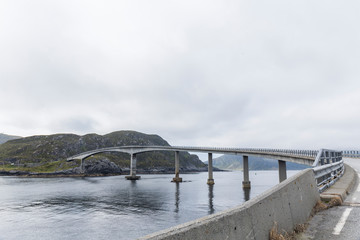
left=299, top=158, right=360, bottom=240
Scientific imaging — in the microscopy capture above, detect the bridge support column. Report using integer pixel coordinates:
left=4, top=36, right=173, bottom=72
left=242, top=155, right=251, bottom=188
left=207, top=153, right=215, bottom=185
left=278, top=160, right=287, bottom=182
left=126, top=153, right=141, bottom=180
left=172, top=151, right=182, bottom=182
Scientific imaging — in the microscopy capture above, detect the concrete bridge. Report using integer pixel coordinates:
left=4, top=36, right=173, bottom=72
left=67, top=146, right=349, bottom=239
left=67, top=146, right=342, bottom=190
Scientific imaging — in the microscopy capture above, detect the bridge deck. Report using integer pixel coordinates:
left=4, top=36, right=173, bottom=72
left=67, top=145, right=318, bottom=166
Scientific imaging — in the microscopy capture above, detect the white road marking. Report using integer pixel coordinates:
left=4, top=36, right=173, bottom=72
left=333, top=208, right=353, bottom=235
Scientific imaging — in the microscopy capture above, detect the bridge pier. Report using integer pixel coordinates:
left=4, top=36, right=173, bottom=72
left=242, top=155, right=251, bottom=188
left=126, top=153, right=141, bottom=180
left=207, top=153, right=215, bottom=185
left=172, top=151, right=182, bottom=182
left=278, top=160, right=287, bottom=182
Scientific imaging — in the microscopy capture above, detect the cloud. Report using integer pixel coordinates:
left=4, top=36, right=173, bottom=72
left=1, top=0, right=360, bottom=151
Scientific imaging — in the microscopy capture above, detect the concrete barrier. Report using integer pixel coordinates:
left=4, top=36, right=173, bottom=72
left=320, top=163, right=358, bottom=203
left=140, top=169, right=320, bottom=240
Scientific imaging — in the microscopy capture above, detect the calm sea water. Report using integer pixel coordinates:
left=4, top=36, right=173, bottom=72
left=0, top=171, right=298, bottom=240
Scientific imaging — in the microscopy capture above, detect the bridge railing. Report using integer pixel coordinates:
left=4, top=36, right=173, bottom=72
left=342, top=150, right=360, bottom=158
left=173, top=147, right=319, bottom=158
left=312, top=149, right=344, bottom=193
left=239, top=148, right=319, bottom=158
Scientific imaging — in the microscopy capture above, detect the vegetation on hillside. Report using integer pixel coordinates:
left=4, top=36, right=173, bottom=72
left=0, top=159, right=80, bottom=173
left=0, top=131, right=206, bottom=173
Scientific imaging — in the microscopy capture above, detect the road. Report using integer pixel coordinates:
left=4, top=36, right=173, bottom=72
left=299, top=158, right=360, bottom=239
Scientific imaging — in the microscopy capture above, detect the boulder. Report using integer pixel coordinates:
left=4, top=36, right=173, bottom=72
left=83, top=158, right=122, bottom=174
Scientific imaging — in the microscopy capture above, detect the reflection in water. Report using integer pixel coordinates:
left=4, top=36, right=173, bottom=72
left=208, top=185, right=214, bottom=214
left=127, top=180, right=137, bottom=206
left=174, top=182, right=180, bottom=213
left=243, top=187, right=250, bottom=201
left=0, top=171, right=291, bottom=240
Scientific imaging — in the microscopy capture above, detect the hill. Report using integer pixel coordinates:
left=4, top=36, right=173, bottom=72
left=0, top=131, right=206, bottom=175
left=212, top=154, right=309, bottom=171
left=0, top=133, right=21, bottom=144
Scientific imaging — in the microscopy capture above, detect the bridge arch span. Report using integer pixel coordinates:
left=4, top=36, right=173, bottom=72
left=66, top=146, right=342, bottom=189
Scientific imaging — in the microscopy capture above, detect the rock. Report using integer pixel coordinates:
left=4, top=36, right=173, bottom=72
left=84, top=158, right=122, bottom=174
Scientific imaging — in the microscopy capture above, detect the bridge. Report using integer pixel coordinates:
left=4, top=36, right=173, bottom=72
left=67, top=146, right=343, bottom=192
left=66, top=146, right=357, bottom=239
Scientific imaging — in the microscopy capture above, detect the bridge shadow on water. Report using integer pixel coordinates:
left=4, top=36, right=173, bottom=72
left=174, top=182, right=180, bottom=213
left=243, top=188, right=250, bottom=202
left=208, top=185, right=214, bottom=214
left=174, top=182, right=216, bottom=215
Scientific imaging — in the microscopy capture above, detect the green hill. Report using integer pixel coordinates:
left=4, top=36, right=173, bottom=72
left=212, top=154, right=309, bottom=171
left=0, top=131, right=206, bottom=174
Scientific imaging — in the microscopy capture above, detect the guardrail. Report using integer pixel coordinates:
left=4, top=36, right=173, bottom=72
left=342, top=150, right=360, bottom=158
left=173, top=147, right=319, bottom=158
left=312, top=149, right=344, bottom=193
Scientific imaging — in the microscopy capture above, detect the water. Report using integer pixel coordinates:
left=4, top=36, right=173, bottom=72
left=0, top=171, right=298, bottom=240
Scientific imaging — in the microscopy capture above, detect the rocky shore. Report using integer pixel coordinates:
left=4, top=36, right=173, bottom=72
left=0, top=159, right=212, bottom=177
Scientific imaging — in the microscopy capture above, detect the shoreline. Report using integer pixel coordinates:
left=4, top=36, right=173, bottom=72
left=0, top=169, right=227, bottom=178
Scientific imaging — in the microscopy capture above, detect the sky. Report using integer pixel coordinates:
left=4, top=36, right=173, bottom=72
left=1, top=0, right=360, bottom=151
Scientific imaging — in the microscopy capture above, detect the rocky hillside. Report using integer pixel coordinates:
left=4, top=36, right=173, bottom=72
left=0, top=131, right=206, bottom=175
left=212, top=154, right=309, bottom=170
left=0, top=133, right=21, bottom=144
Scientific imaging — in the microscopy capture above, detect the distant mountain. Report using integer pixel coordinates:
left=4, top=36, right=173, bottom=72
left=0, top=133, right=21, bottom=144
left=0, top=131, right=206, bottom=174
left=212, top=154, right=309, bottom=171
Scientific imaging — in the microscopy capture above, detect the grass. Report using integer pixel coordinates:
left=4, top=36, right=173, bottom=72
left=0, top=159, right=80, bottom=173
left=269, top=222, right=307, bottom=240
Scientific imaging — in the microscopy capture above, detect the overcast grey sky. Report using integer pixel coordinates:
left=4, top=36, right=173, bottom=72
left=1, top=0, right=360, bottom=150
